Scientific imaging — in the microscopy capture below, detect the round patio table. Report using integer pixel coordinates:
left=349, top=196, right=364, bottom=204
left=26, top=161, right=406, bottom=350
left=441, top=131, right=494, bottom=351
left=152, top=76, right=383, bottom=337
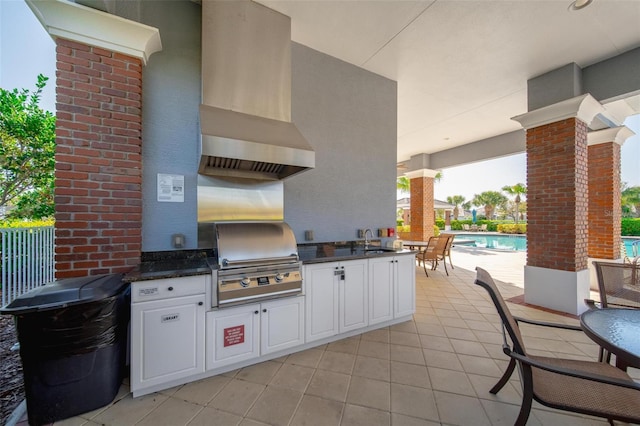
left=580, top=308, right=640, bottom=370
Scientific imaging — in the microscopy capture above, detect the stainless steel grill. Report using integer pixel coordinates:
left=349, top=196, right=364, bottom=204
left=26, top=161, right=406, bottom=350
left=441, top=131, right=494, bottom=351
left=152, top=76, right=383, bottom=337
left=210, top=222, right=302, bottom=308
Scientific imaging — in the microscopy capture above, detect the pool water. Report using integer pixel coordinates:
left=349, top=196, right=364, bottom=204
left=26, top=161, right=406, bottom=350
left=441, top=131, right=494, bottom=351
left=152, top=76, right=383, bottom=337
left=453, top=234, right=640, bottom=256
left=454, top=234, right=527, bottom=251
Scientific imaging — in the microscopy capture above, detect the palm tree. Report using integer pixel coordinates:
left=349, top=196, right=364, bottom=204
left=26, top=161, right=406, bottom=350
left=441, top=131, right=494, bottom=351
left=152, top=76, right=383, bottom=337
left=397, top=172, right=443, bottom=194
left=471, top=191, right=508, bottom=221
left=446, top=195, right=466, bottom=220
left=502, top=183, right=527, bottom=223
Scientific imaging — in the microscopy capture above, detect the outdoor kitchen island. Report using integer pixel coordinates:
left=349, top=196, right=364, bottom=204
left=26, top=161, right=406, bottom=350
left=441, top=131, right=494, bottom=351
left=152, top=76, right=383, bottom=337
left=126, top=244, right=416, bottom=397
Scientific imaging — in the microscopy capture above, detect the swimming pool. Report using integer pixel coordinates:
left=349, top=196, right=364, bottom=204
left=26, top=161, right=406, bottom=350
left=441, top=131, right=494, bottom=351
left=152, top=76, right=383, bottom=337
left=453, top=233, right=640, bottom=256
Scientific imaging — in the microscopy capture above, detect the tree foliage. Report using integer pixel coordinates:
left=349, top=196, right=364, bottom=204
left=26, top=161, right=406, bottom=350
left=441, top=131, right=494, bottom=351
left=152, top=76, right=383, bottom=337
left=622, top=185, right=640, bottom=218
left=0, top=74, right=55, bottom=219
left=471, top=191, right=508, bottom=220
left=446, top=195, right=466, bottom=220
left=502, top=183, right=527, bottom=223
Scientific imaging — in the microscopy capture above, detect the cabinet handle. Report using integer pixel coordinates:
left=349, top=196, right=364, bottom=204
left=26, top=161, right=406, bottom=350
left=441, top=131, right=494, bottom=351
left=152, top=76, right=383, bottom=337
left=168, top=286, right=174, bottom=291
left=198, top=301, right=203, bottom=306
left=263, top=308, right=267, bottom=313
left=254, top=310, right=259, bottom=314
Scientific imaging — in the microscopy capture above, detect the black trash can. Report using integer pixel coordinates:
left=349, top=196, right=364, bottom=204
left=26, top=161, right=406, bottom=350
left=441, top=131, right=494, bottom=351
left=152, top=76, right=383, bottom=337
left=0, top=273, right=130, bottom=425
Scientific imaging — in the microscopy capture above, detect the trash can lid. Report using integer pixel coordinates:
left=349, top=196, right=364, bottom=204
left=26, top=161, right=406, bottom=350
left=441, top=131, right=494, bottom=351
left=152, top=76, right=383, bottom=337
left=0, top=273, right=127, bottom=315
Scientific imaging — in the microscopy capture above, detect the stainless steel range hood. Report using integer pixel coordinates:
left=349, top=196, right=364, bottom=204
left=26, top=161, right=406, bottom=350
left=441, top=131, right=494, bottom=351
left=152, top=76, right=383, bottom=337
left=199, top=0, right=314, bottom=181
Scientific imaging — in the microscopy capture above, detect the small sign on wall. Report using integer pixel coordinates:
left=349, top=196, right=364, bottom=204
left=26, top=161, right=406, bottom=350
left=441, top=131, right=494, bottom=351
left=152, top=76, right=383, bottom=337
left=223, top=325, right=245, bottom=347
left=157, top=174, right=184, bottom=202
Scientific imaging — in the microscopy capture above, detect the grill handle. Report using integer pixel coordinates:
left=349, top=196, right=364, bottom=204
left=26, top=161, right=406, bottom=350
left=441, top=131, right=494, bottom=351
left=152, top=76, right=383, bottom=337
left=221, top=255, right=299, bottom=268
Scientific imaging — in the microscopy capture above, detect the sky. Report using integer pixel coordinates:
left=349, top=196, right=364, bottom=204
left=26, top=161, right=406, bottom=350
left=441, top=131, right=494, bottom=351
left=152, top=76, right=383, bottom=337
left=2, top=0, right=639, bottom=204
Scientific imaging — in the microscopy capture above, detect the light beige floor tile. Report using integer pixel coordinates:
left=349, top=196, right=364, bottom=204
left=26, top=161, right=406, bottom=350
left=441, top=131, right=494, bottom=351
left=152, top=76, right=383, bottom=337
left=235, top=360, right=281, bottom=385
left=428, top=367, right=476, bottom=397
left=289, top=395, right=344, bottom=426
left=480, top=399, right=542, bottom=426
left=415, top=322, right=446, bottom=337
left=52, top=417, right=93, bottom=426
left=246, top=386, right=302, bottom=426
left=358, top=340, right=391, bottom=360
left=418, top=334, right=454, bottom=352
left=390, top=361, right=431, bottom=388
left=187, top=406, right=243, bottom=426
left=449, top=338, right=490, bottom=357
left=360, top=328, right=390, bottom=343
left=346, top=376, right=390, bottom=411
left=268, top=362, right=314, bottom=392
left=352, top=355, right=390, bottom=381
left=306, top=369, right=350, bottom=402
left=531, top=408, right=608, bottom=425
left=443, top=325, right=478, bottom=341
left=390, top=413, right=440, bottom=426
left=390, top=383, right=438, bottom=421
left=318, top=350, right=356, bottom=374
left=92, top=392, right=169, bottom=425
left=172, top=374, right=231, bottom=405
left=457, top=353, right=504, bottom=377
left=238, top=419, right=270, bottom=426
left=389, top=320, right=417, bottom=333
left=390, top=330, right=421, bottom=347
left=390, top=344, right=426, bottom=365
left=341, top=404, right=390, bottom=426
left=327, top=336, right=360, bottom=354
left=422, top=348, right=462, bottom=370
left=466, top=373, right=523, bottom=405
left=285, top=348, right=324, bottom=368
left=208, top=379, right=266, bottom=416
left=434, top=391, right=491, bottom=426
left=136, top=397, right=202, bottom=426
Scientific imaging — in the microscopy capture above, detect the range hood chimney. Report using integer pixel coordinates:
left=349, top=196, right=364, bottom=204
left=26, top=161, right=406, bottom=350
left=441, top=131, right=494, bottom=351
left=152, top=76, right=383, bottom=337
left=199, top=0, right=314, bottom=180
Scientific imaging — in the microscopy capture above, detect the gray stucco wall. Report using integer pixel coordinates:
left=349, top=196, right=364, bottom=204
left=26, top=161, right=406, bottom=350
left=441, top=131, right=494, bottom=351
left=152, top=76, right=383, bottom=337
left=136, top=2, right=397, bottom=251
left=286, top=43, right=398, bottom=244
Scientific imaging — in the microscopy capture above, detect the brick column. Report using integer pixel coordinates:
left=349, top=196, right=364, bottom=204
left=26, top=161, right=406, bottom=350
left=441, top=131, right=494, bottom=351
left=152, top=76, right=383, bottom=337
left=513, top=94, right=604, bottom=315
left=55, top=39, right=143, bottom=278
left=405, top=169, right=438, bottom=242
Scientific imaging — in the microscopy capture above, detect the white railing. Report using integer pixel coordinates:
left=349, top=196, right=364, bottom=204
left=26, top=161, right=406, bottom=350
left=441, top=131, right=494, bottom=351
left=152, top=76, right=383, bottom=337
left=1, top=226, right=55, bottom=307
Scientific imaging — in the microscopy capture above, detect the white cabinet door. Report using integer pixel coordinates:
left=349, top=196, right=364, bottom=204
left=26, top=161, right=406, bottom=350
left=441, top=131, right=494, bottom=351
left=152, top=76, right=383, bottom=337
left=339, top=259, right=368, bottom=333
left=131, top=294, right=205, bottom=392
left=368, top=257, right=394, bottom=325
left=206, top=304, right=260, bottom=370
left=304, top=263, right=339, bottom=342
left=394, top=255, right=416, bottom=318
left=261, top=296, right=305, bottom=355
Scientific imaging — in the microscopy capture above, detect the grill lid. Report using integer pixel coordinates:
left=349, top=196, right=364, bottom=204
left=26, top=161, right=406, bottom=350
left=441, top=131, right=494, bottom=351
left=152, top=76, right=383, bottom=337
left=215, top=222, right=299, bottom=268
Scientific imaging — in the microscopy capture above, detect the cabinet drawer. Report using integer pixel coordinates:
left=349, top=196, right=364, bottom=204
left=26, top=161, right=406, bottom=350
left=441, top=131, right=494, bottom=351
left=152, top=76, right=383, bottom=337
left=132, top=275, right=208, bottom=302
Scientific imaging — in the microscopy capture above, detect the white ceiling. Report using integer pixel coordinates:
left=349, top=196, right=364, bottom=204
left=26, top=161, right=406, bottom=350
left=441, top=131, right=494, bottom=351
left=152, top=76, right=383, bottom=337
left=258, top=0, right=640, bottom=164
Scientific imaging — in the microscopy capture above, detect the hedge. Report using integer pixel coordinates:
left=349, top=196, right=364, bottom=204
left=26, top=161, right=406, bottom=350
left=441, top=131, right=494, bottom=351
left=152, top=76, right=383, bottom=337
left=0, top=218, right=54, bottom=229
left=622, top=218, right=640, bottom=236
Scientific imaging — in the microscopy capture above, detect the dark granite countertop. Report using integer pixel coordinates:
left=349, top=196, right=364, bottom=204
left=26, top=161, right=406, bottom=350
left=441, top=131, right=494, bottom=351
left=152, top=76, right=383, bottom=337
left=125, top=243, right=417, bottom=282
left=125, top=250, right=215, bottom=282
left=298, top=242, right=416, bottom=264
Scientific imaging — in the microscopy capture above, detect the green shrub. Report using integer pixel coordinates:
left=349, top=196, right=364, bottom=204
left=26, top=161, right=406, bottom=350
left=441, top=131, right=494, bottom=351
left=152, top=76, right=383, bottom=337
left=435, top=219, right=445, bottom=229
left=0, top=218, right=54, bottom=229
left=497, top=223, right=527, bottom=234
left=433, top=225, right=440, bottom=237
left=622, top=218, right=640, bottom=236
left=397, top=225, right=410, bottom=233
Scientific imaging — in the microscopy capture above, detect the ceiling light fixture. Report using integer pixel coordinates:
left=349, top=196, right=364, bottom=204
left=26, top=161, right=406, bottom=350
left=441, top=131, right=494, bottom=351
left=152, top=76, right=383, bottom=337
left=569, top=0, right=593, bottom=11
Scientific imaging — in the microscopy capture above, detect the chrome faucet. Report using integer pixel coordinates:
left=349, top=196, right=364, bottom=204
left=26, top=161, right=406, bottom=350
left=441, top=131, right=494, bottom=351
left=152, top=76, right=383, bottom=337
left=364, top=228, right=373, bottom=248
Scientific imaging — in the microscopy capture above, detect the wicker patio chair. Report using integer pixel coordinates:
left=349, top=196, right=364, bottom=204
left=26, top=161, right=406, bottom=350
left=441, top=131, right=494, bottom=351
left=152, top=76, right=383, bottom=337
left=474, top=267, right=640, bottom=426
left=592, top=261, right=640, bottom=309
left=422, top=235, right=449, bottom=277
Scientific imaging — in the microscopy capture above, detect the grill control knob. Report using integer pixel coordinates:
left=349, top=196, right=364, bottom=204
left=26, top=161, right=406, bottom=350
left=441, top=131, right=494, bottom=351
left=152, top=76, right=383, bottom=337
left=240, top=277, right=251, bottom=287
left=274, top=273, right=284, bottom=282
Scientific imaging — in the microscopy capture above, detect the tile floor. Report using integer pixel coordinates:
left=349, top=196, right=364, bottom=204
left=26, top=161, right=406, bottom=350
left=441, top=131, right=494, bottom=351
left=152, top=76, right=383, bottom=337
left=19, top=248, right=639, bottom=425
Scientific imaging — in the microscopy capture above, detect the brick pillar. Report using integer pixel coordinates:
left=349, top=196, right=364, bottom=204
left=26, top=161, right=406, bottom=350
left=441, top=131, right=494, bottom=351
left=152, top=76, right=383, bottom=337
left=588, top=142, right=621, bottom=259
left=54, top=38, right=142, bottom=278
left=513, top=94, right=604, bottom=315
left=526, top=117, right=589, bottom=272
left=406, top=169, right=438, bottom=242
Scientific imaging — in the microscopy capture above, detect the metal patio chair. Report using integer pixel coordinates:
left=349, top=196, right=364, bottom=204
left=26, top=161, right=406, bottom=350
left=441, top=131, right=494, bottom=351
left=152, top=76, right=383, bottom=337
left=474, top=267, right=640, bottom=426
left=422, top=234, right=453, bottom=277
